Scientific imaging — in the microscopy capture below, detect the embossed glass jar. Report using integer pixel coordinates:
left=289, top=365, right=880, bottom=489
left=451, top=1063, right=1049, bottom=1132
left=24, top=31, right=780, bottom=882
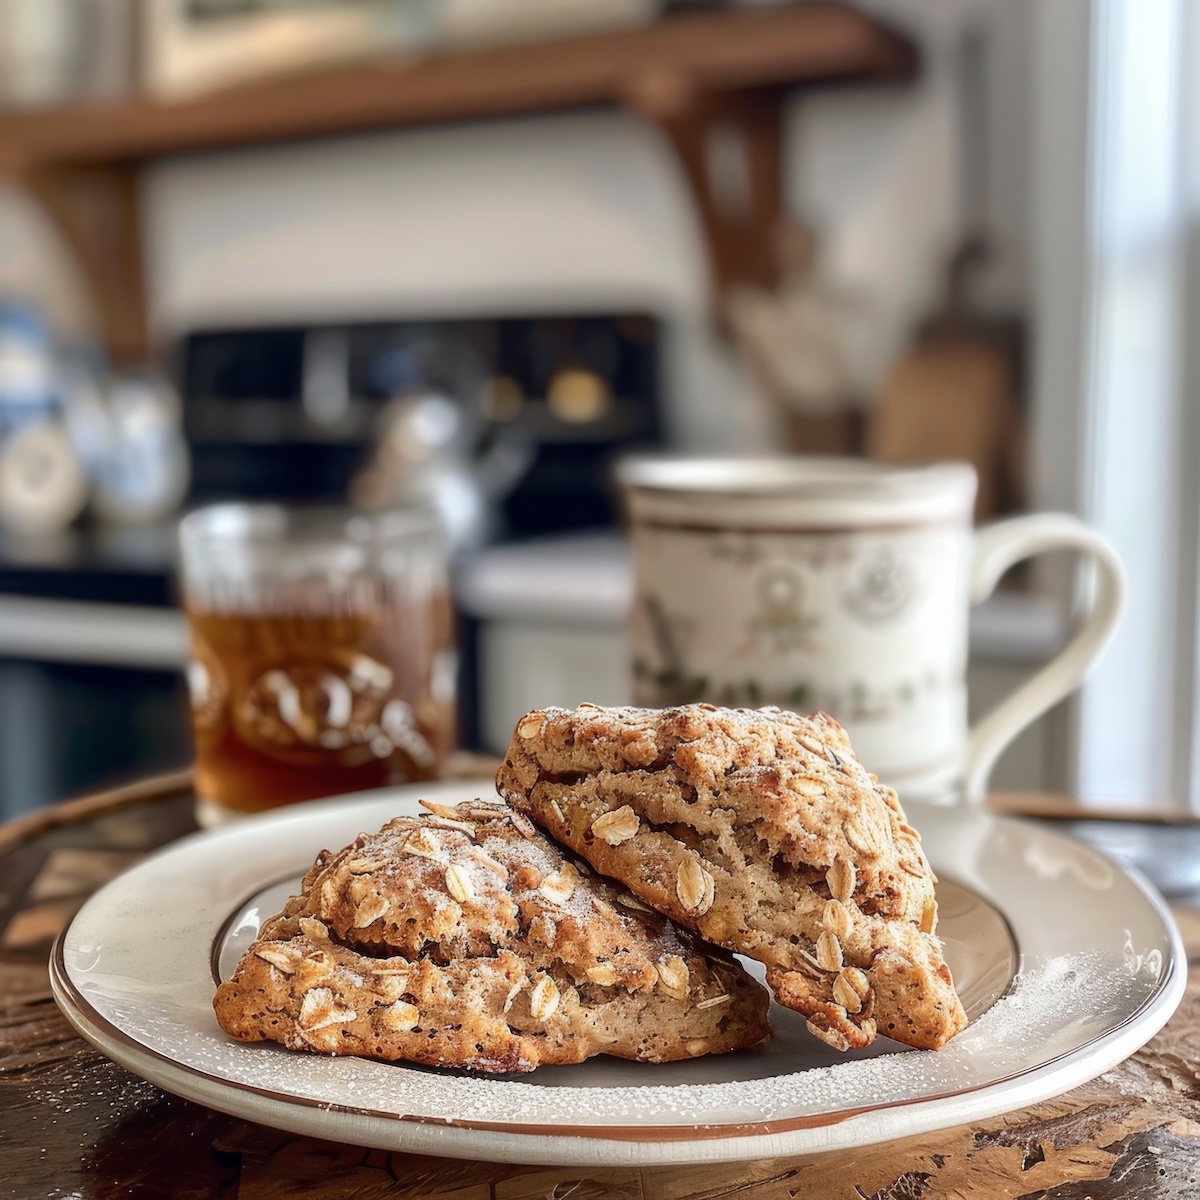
left=179, top=504, right=455, bottom=826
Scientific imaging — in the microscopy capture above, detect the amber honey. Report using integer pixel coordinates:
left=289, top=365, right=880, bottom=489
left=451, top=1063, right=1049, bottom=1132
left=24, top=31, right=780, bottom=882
left=187, top=591, right=454, bottom=814
left=179, top=505, right=454, bottom=818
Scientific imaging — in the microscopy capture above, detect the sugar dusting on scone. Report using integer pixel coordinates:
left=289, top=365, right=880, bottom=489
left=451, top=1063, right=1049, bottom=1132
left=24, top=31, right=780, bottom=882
left=496, top=704, right=968, bottom=1052
left=213, top=800, right=771, bottom=1072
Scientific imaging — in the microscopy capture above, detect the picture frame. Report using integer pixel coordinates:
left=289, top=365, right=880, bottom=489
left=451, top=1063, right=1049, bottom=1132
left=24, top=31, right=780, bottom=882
left=140, top=0, right=423, bottom=100
left=140, top=0, right=658, bottom=100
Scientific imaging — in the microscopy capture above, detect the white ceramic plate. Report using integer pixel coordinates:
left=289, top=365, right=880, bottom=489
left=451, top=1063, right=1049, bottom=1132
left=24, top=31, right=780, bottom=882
left=51, top=783, right=1185, bottom=1167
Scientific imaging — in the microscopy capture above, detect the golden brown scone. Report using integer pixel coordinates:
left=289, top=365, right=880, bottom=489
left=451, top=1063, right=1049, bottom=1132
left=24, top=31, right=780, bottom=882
left=213, top=800, right=771, bottom=1073
left=496, top=704, right=967, bottom=1052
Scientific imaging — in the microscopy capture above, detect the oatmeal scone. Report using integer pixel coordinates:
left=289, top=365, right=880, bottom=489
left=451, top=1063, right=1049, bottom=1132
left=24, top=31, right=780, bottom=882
left=496, top=704, right=967, bottom=1052
left=213, top=800, right=771, bottom=1073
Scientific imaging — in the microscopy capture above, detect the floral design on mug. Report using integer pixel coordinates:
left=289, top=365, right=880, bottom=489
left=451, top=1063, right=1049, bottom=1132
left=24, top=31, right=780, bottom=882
left=709, top=531, right=762, bottom=567
left=631, top=593, right=709, bottom=705
left=647, top=672, right=951, bottom=719
left=750, top=563, right=818, bottom=653
left=841, top=547, right=917, bottom=625
left=786, top=538, right=857, bottom=570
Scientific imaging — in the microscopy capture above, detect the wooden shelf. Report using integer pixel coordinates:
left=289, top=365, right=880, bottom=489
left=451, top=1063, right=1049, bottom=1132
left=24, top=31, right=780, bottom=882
left=0, top=3, right=916, bottom=362
left=0, top=5, right=914, bottom=169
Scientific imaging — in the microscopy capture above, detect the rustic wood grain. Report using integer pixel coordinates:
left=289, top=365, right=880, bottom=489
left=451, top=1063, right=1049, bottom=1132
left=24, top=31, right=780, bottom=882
left=2, top=785, right=1199, bottom=1198
left=0, top=769, right=193, bottom=857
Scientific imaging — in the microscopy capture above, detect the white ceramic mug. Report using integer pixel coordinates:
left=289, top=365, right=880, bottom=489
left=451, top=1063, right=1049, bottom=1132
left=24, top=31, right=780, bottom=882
left=620, top=457, right=1125, bottom=804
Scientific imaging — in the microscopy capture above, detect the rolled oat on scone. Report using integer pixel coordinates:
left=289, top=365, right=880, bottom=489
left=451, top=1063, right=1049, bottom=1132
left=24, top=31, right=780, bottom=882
left=495, top=703, right=968, bottom=1052
left=213, top=800, right=771, bottom=1073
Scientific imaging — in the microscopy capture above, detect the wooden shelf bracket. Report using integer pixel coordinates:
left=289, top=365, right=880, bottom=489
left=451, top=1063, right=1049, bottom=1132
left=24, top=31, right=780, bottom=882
left=24, top=161, right=149, bottom=365
left=628, top=77, right=786, bottom=297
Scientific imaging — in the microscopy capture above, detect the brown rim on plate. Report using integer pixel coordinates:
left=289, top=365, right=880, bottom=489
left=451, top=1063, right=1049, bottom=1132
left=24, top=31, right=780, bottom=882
left=44, top=788, right=1187, bottom=1164
left=49, top=927, right=1179, bottom=1144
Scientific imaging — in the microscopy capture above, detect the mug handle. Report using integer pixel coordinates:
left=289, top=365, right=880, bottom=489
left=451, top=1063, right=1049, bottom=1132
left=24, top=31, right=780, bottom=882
left=964, top=512, right=1125, bottom=803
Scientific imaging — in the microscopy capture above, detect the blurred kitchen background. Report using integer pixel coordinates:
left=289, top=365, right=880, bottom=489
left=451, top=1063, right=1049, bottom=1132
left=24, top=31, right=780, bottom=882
left=0, top=0, right=1190, bottom=819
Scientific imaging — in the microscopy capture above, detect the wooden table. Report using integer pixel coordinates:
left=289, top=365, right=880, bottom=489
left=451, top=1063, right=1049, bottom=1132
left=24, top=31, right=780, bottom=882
left=3, top=774, right=1199, bottom=1199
